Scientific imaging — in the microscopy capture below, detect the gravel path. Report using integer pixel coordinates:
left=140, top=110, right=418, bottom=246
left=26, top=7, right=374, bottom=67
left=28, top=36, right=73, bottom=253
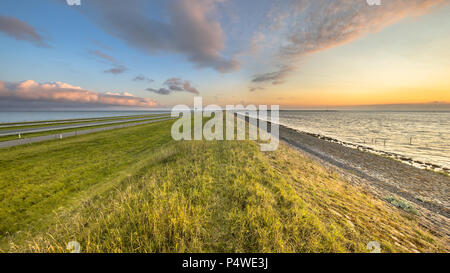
left=278, top=124, right=449, bottom=240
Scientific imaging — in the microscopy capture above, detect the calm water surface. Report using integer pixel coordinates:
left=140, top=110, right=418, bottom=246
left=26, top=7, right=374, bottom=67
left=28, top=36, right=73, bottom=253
left=279, top=111, right=450, bottom=169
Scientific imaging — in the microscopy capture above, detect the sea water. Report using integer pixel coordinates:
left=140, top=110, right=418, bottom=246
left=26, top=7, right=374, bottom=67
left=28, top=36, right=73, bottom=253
left=279, top=111, right=450, bottom=170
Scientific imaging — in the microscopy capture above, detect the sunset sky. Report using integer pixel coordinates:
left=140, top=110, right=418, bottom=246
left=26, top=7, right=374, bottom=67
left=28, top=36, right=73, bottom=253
left=0, top=0, right=449, bottom=110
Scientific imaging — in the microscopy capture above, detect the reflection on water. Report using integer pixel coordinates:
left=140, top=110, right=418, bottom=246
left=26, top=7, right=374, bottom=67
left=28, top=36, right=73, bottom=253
left=279, top=111, right=450, bottom=169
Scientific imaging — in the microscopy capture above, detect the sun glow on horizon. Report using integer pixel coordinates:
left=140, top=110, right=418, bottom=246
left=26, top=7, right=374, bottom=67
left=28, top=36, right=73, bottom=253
left=0, top=1, right=449, bottom=110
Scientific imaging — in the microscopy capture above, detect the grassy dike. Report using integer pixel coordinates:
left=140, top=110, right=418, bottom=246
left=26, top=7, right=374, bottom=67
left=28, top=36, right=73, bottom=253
left=0, top=119, right=175, bottom=248
left=0, top=118, right=445, bottom=252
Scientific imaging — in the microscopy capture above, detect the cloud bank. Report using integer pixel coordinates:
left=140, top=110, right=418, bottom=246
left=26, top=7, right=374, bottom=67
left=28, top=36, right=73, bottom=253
left=0, top=80, right=156, bottom=107
left=252, top=0, right=446, bottom=85
left=78, top=0, right=239, bottom=73
left=0, top=15, right=48, bottom=47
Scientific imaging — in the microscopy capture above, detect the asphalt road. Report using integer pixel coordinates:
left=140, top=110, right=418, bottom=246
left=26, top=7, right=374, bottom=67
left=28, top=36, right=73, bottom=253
left=0, top=116, right=137, bottom=129
left=0, top=113, right=170, bottom=129
left=0, top=115, right=171, bottom=137
left=0, top=117, right=176, bottom=148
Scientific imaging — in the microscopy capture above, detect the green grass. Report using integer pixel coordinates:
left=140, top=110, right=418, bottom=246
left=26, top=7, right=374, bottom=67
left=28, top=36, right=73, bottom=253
left=6, top=140, right=352, bottom=252
left=0, top=119, right=175, bottom=242
left=1, top=118, right=446, bottom=252
left=385, top=196, right=419, bottom=215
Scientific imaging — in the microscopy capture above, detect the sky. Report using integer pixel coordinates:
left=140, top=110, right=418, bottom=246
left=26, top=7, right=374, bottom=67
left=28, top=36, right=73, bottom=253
left=0, top=0, right=449, bottom=110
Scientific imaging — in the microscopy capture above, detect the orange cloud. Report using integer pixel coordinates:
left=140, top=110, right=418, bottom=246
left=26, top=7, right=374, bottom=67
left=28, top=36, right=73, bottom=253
left=0, top=80, right=157, bottom=107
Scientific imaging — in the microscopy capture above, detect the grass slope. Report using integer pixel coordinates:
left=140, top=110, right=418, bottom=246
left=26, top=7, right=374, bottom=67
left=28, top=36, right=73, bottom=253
left=1, top=118, right=445, bottom=252
left=0, top=120, right=174, bottom=243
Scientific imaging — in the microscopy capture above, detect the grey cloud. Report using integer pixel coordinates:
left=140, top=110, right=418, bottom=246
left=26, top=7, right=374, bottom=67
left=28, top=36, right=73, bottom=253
left=168, top=85, right=184, bottom=92
left=134, top=75, right=146, bottom=81
left=249, top=86, right=265, bottom=92
left=104, top=65, right=127, bottom=75
left=183, top=81, right=199, bottom=95
left=252, top=65, right=294, bottom=85
left=0, top=15, right=48, bottom=47
left=164, top=77, right=183, bottom=87
left=133, top=75, right=154, bottom=83
left=90, top=49, right=117, bottom=63
left=146, top=88, right=171, bottom=95
left=79, top=0, right=239, bottom=73
left=89, top=49, right=127, bottom=75
left=146, top=77, right=200, bottom=95
left=164, top=77, right=199, bottom=95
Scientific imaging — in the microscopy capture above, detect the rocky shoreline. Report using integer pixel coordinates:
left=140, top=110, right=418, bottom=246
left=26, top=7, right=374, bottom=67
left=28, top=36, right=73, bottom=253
left=276, top=123, right=449, bottom=243
left=302, top=131, right=449, bottom=175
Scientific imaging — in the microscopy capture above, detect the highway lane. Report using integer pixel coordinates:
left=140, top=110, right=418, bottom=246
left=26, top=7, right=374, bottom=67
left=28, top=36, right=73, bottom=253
left=0, top=113, right=169, bottom=129
left=0, top=116, right=132, bottom=129
left=0, top=115, right=171, bottom=137
left=0, top=117, right=176, bottom=148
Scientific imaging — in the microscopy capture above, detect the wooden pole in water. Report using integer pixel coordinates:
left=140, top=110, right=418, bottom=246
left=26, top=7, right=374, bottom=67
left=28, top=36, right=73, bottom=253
left=409, top=137, right=412, bottom=145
